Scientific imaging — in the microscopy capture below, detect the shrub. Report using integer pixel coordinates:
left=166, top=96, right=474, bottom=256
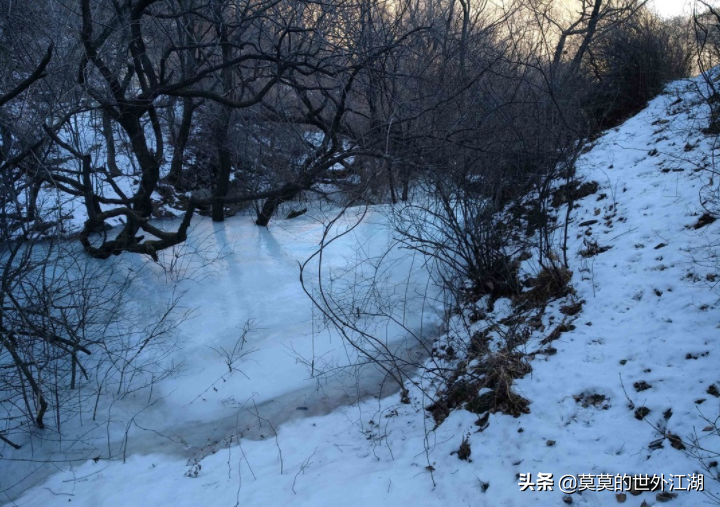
left=583, top=10, right=692, bottom=130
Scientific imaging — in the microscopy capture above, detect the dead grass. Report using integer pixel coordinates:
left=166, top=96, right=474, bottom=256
left=427, top=265, right=575, bottom=426
left=515, top=266, right=573, bottom=309
left=579, top=239, right=611, bottom=258
left=457, top=435, right=472, bottom=461
left=692, top=212, right=717, bottom=230
left=427, top=348, right=532, bottom=425
left=551, top=180, right=599, bottom=208
left=540, top=321, right=576, bottom=345
left=560, top=300, right=584, bottom=316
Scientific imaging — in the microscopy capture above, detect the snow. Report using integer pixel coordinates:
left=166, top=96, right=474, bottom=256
left=4, top=75, right=720, bottom=506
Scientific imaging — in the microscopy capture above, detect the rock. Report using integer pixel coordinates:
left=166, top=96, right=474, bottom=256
left=562, top=495, right=573, bottom=504
left=615, top=492, right=626, bottom=503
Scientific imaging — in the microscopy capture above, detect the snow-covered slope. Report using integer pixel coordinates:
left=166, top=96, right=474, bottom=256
left=5, top=76, right=720, bottom=506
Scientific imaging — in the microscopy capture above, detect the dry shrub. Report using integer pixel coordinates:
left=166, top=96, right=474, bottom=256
left=585, top=10, right=691, bottom=130
left=427, top=348, right=531, bottom=425
left=463, top=256, right=522, bottom=305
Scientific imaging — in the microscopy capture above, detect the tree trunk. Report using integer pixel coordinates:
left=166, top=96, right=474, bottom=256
left=102, top=109, right=121, bottom=177
left=81, top=152, right=102, bottom=227
left=387, top=161, right=397, bottom=204
left=211, top=108, right=232, bottom=222
left=401, top=165, right=410, bottom=202
left=255, top=182, right=300, bottom=227
left=167, top=97, right=194, bottom=188
left=120, top=113, right=160, bottom=219
left=211, top=1, right=233, bottom=222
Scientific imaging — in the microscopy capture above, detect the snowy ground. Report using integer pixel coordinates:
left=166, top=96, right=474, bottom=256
left=4, top=76, right=720, bottom=506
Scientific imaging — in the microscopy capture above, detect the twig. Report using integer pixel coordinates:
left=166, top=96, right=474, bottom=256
left=292, top=448, right=317, bottom=494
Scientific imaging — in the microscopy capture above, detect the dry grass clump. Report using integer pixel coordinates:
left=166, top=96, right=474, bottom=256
left=456, top=435, right=472, bottom=461
left=551, top=180, right=599, bottom=208
left=427, top=347, right=531, bottom=425
left=516, top=266, right=573, bottom=309
left=560, top=299, right=584, bottom=316
left=539, top=321, right=576, bottom=346
left=579, top=239, right=611, bottom=258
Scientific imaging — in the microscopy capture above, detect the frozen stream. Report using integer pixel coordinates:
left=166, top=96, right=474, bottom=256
left=1, top=206, right=443, bottom=501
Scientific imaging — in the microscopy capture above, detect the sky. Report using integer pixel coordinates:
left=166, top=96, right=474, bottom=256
left=649, top=0, right=692, bottom=18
